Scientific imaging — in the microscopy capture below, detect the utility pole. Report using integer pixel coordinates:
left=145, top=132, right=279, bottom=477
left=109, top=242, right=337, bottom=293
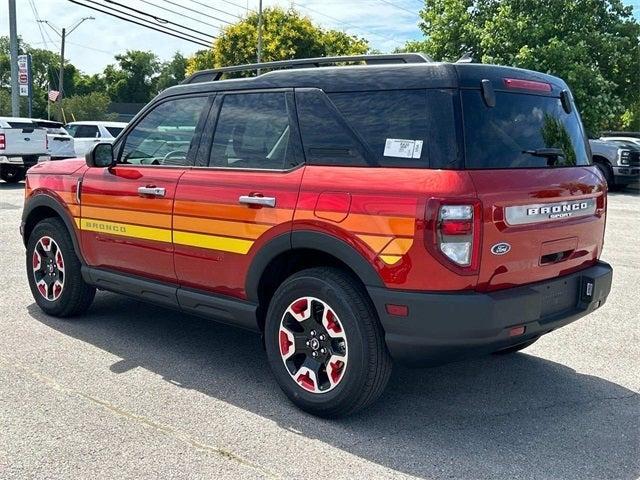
left=59, top=28, right=66, bottom=100
left=39, top=17, right=94, bottom=101
left=257, top=0, right=263, bottom=75
left=8, top=0, right=19, bottom=116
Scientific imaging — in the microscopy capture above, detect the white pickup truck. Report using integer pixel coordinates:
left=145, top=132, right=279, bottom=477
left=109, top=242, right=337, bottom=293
left=0, top=117, right=48, bottom=183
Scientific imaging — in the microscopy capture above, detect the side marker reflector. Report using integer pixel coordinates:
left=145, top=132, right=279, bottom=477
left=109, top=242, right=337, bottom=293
left=509, top=326, right=526, bottom=337
left=385, top=304, right=408, bottom=317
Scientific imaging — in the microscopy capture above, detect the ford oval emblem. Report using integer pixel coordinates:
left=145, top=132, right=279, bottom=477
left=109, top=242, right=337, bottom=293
left=491, top=242, right=511, bottom=255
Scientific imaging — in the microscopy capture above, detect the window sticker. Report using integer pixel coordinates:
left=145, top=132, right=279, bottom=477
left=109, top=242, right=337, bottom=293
left=383, top=139, right=423, bottom=159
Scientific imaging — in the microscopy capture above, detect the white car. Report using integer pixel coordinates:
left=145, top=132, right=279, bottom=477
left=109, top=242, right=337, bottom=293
left=32, top=119, right=75, bottom=159
left=0, top=117, right=47, bottom=183
left=65, top=121, right=127, bottom=156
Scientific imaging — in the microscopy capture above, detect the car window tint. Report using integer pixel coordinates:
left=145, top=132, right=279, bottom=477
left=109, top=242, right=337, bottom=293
left=296, top=90, right=369, bottom=167
left=72, top=125, right=99, bottom=138
left=120, top=97, right=207, bottom=166
left=462, top=90, right=590, bottom=168
left=106, top=127, right=124, bottom=137
left=329, top=90, right=429, bottom=166
left=209, top=93, right=294, bottom=170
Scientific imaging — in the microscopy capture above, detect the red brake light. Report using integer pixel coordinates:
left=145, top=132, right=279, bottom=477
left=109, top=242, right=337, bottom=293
left=0, top=133, right=5, bottom=150
left=440, top=220, right=473, bottom=236
left=425, top=200, right=482, bottom=275
left=503, top=78, right=552, bottom=92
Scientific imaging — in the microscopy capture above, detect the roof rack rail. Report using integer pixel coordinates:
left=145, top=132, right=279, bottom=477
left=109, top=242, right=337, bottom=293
left=182, top=53, right=432, bottom=84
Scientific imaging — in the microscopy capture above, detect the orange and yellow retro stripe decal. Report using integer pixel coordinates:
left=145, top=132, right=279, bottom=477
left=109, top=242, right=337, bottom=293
left=73, top=197, right=415, bottom=262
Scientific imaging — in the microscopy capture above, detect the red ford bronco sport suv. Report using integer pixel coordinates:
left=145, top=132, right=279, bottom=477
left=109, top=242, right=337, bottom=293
left=21, top=54, right=613, bottom=417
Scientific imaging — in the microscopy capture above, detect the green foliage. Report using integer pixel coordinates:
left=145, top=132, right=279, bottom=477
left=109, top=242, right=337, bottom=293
left=104, top=50, right=160, bottom=103
left=187, top=8, right=368, bottom=78
left=53, top=92, right=117, bottom=123
left=156, top=52, right=188, bottom=92
left=409, top=0, right=640, bottom=133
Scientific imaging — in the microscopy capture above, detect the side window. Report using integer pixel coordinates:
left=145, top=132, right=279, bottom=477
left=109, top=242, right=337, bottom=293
left=209, top=92, right=295, bottom=170
left=329, top=90, right=429, bottom=166
left=296, top=89, right=369, bottom=167
left=74, top=125, right=99, bottom=138
left=119, top=96, right=207, bottom=166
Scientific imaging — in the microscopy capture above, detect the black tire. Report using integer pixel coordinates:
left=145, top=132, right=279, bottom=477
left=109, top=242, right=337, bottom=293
left=0, top=165, right=25, bottom=183
left=493, top=336, right=539, bottom=355
left=265, top=267, right=392, bottom=418
left=595, top=162, right=616, bottom=191
left=26, top=218, right=96, bottom=317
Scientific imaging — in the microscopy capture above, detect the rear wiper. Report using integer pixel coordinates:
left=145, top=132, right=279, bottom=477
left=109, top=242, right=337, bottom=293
left=522, top=148, right=565, bottom=158
left=522, top=148, right=565, bottom=166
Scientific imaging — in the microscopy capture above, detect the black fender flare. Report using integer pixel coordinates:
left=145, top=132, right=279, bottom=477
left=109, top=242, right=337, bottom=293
left=245, top=230, right=384, bottom=303
left=22, top=193, right=85, bottom=263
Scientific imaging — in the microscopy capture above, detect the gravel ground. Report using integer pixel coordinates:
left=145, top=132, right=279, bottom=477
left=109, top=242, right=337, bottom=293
left=0, top=181, right=638, bottom=480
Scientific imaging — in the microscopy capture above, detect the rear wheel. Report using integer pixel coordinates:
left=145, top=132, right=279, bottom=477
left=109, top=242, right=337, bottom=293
left=26, top=218, right=96, bottom=317
left=0, top=165, right=24, bottom=183
left=265, top=267, right=392, bottom=418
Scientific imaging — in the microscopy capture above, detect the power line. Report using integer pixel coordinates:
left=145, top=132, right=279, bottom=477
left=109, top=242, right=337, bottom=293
left=67, top=0, right=214, bottom=47
left=295, top=3, right=399, bottom=42
left=185, top=0, right=251, bottom=14
left=136, top=0, right=225, bottom=30
left=160, top=0, right=241, bottom=22
left=103, top=0, right=219, bottom=40
left=375, top=0, right=419, bottom=15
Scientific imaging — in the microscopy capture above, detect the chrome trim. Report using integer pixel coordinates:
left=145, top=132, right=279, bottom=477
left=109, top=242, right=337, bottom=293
left=137, top=186, right=166, bottom=197
left=505, top=198, right=597, bottom=226
left=75, top=177, right=82, bottom=205
left=239, top=195, right=276, bottom=207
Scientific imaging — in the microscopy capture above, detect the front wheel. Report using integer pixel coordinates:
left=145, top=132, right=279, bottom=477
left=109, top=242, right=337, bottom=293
left=265, top=267, right=392, bottom=418
left=26, top=218, right=96, bottom=317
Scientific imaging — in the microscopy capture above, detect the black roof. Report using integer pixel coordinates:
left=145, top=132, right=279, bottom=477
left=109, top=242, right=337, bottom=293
left=158, top=57, right=569, bottom=101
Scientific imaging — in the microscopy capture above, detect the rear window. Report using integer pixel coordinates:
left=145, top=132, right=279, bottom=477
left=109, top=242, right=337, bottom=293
left=106, top=127, right=124, bottom=137
left=463, top=91, right=589, bottom=168
left=8, top=121, right=35, bottom=130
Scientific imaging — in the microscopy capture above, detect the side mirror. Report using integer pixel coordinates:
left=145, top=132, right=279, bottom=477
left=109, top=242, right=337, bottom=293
left=85, top=142, right=114, bottom=168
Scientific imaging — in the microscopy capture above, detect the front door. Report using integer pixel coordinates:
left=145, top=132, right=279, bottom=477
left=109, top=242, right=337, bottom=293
left=173, top=91, right=305, bottom=298
left=79, top=95, right=212, bottom=283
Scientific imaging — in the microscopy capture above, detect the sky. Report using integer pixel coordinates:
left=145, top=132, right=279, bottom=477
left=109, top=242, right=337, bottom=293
left=0, top=0, right=638, bottom=75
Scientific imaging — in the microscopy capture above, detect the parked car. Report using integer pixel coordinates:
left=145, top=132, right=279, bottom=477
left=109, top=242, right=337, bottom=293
left=589, top=139, right=640, bottom=189
left=65, top=121, right=127, bottom=156
left=0, top=116, right=47, bottom=183
left=21, top=54, right=612, bottom=417
left=32, top=119, right=75, bottom=160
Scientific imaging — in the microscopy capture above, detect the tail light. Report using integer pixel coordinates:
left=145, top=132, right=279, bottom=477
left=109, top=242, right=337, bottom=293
left=0, top=133, right=5, bottom=150
left=425, top=199, right=482, bottom=274
left=503, top=78, right=552, bottom=92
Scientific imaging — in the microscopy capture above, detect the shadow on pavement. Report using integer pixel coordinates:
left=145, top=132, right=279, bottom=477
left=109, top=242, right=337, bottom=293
left=0, top=181, right=25, bottom=190
left=29, top=294, right=639, bottom=480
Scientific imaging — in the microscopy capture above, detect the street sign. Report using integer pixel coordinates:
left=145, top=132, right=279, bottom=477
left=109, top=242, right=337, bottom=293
left=17, top=54, right=29, bottom=97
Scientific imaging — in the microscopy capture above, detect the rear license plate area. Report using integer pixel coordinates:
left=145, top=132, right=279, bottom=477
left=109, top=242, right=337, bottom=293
left=536, top=276, right=579, bottom=317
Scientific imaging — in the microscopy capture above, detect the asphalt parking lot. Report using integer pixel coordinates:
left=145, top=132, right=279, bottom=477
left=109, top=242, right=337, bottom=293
left=0, top=182, right=638, bottom=480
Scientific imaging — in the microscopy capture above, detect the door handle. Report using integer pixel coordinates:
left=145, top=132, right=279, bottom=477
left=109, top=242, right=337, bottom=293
left=238, top=195, right=276, bottom=208
left=138, top=186, right=166, bottom=197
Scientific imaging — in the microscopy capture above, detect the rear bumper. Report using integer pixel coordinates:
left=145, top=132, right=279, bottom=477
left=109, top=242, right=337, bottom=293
left=368, top=261, right=613, bottom=366
left=612, top=166, right=640, bottom=185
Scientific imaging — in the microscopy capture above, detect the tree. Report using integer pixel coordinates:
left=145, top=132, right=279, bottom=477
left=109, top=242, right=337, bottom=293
left=187, top=8, right=369, bottom=77
left=104, top=50, right=160, bottom=103
left=407, top=0, right=640, bottom=133
left=156, top=52, right=188, bottom=92
left=53, top=92, right=117, bottom=123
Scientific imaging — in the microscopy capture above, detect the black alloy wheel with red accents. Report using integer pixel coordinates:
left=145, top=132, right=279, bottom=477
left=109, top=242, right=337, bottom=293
left=26, top=218, right=96, bottom=317
left=265, top=267, right=392, bottom=418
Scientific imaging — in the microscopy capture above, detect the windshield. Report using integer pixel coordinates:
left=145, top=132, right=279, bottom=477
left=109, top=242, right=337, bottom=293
left=463, top=91, right=590, bottom=169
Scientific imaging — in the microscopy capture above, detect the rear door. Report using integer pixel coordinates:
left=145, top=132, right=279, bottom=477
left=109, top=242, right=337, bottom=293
left=460, top=85, right=606, bottom=292
left=173, top=90, right=304, bottom=299
left=79, top=95, right=211, bottom=283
